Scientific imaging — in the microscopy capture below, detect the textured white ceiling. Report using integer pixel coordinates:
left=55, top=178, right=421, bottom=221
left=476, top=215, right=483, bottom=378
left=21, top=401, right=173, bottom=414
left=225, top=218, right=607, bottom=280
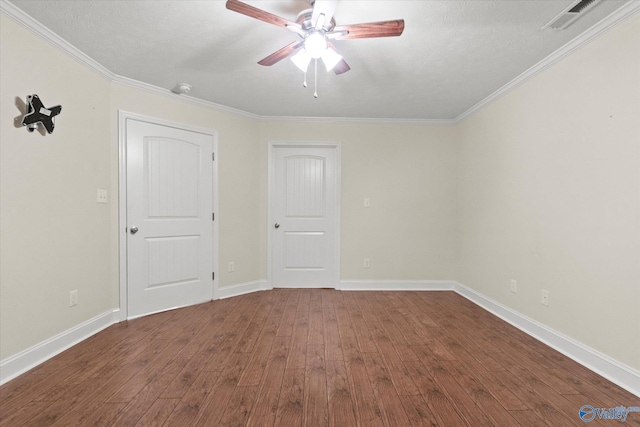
left=7, top=0, right=631, bottom=120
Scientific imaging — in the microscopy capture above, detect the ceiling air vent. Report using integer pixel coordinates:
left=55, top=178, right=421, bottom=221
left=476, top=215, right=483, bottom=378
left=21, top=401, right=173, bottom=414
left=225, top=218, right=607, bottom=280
left=543, top=0, right=601, bottom=30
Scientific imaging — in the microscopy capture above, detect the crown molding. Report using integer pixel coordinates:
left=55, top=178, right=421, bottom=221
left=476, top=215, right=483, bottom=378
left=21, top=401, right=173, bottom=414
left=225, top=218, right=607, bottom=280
left=112, top=76, right=455, bottom=125
left=258, top=115, right=456, bottom=125
left=0, top=0, right=474, bottom=126
left=111, top=75, right=262, bottom=121
left=454, top=0, right=640, bottom=123
left=0, top=0, right=114, bottom=81
left=3, top=0, right=638, bottom=126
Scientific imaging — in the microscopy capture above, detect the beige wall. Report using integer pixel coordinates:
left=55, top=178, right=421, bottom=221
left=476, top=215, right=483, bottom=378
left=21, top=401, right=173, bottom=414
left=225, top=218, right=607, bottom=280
left=456, top=13, right=640, bottom=370
left=1, top=8, right=638, bottom=376
left=1, top=16, right=113, bottom=358
left=258, top=121, right=457, bottom=281
left=0, top=10, right=458, bottom=360
left=0, top=15, right=264, bottom=360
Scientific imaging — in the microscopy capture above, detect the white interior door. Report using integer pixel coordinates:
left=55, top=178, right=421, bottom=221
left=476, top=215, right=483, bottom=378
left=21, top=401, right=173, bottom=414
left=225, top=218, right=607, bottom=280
left=126, top=119, right=213, bottom=318
left=271, top=144, right=339, bottom=288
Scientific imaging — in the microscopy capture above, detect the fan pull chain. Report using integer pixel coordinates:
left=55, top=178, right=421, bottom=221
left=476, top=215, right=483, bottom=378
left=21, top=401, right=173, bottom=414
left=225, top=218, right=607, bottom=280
left=313, top=59, right=318, bottom=98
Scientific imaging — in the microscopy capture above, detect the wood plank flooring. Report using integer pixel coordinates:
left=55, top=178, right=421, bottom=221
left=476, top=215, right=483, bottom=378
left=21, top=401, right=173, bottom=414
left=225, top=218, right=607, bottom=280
left=1, top=289, right=639, bottom=426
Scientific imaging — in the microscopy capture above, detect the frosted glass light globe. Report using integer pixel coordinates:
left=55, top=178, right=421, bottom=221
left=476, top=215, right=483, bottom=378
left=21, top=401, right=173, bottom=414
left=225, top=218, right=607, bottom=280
left=305, top=32, right=327, bottom=59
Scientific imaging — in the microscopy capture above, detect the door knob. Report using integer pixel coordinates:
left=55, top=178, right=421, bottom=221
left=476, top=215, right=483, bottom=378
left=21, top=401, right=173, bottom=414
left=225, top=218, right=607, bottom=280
left=130, top=226, right=139, bottom=235
left=274, top=223, right=280, bottom=229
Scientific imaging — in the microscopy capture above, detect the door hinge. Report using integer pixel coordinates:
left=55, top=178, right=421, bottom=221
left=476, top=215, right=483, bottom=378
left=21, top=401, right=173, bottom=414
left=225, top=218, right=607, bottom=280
left=212, top=152, right=215, bottom=161
left=212, top=212, right=215, bottom=221
left=212, top=272, right=215, bottom=280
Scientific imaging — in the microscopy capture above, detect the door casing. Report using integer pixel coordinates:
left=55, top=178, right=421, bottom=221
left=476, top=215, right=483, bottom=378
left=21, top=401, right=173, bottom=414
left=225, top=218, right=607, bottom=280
left=118, top=111, right=219, bottom=320
left=267, top=141, right=341, bottom=288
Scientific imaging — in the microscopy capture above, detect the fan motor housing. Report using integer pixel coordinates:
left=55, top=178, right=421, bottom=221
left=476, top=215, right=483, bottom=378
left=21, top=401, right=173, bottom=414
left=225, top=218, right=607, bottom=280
left=296, top=9, right=336, bottom=32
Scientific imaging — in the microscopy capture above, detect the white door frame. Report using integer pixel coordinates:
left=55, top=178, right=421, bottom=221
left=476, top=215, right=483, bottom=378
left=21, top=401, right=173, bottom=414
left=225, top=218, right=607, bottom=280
left=118, top=111, right=219, bottom=320
left=267, top=141, right=341, bottom=288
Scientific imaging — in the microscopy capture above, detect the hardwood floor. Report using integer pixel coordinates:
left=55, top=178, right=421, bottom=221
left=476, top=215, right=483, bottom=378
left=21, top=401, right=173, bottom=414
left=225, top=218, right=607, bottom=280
left=1, top=289, right=638, bottom=426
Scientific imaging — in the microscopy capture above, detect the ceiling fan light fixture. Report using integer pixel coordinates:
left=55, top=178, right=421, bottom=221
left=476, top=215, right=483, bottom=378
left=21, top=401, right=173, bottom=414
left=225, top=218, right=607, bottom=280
left=305, top=31, right=327, bottom=59
left=321, top=46, right=342, bottom=72
left=291, top=49, right=311, bottom=72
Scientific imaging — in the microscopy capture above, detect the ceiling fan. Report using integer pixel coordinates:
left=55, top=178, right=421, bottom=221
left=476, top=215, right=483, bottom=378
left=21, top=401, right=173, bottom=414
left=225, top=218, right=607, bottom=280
left=225, top=0, right=405, bottom=77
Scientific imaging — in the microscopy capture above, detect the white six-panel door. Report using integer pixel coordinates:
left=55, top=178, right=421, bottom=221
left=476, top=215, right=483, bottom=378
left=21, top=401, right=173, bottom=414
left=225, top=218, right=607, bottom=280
left=271, top=144, right=339, bottom=288
left=126, top=119, right=213, bottom=318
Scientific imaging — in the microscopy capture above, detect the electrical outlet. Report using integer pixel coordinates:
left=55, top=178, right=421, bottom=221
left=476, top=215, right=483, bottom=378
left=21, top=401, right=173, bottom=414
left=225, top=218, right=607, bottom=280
left=69, top=290, right=78, bottom=306
left=228, top=261, right=235, bottom=273
left=96, top=189, right=108, bottom=204
left=364, top=198, right=370, bottom=208
left=510, top=279, right=518, bottom=294
left=364, top=258, right=370, bottom=269
left=541, top=289, right=550, bottom=306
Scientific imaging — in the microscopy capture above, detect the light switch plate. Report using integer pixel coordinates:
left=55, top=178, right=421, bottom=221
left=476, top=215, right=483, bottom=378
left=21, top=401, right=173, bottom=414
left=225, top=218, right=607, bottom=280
left=97, top=189, right=108, bottom=204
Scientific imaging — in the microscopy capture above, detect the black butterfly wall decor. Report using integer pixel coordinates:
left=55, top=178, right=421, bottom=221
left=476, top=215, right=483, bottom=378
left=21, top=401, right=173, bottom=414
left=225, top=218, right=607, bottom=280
left=22, top=94, right=62, bottom=134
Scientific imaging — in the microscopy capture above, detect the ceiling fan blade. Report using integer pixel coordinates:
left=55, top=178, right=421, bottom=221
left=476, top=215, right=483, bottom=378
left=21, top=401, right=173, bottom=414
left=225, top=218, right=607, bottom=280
left=333, top=59, right=350, bottom=75
left=333, top=19, right=405, bottom=39
left=258, top=41, right=303, bottom=66
left=311, top=0, right=339, bottom=28
left=226, top=0, right=295, bottom=29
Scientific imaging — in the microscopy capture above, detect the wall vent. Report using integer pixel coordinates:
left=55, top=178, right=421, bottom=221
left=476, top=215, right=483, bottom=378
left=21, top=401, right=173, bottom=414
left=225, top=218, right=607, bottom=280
left=543, top=0, right=602, bottom=30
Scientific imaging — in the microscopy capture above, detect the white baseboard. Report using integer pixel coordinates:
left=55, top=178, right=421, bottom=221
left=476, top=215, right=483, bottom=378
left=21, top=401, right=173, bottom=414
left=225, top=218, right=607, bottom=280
left=338, top=280, right=456, bottom=291
left=0, top=308, right=120, bottom=385
left=217, top=280, right=269, bottom=299
left=453, top=282, right=640, bottom=398
left=3, top=281, right=637, bottom=398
